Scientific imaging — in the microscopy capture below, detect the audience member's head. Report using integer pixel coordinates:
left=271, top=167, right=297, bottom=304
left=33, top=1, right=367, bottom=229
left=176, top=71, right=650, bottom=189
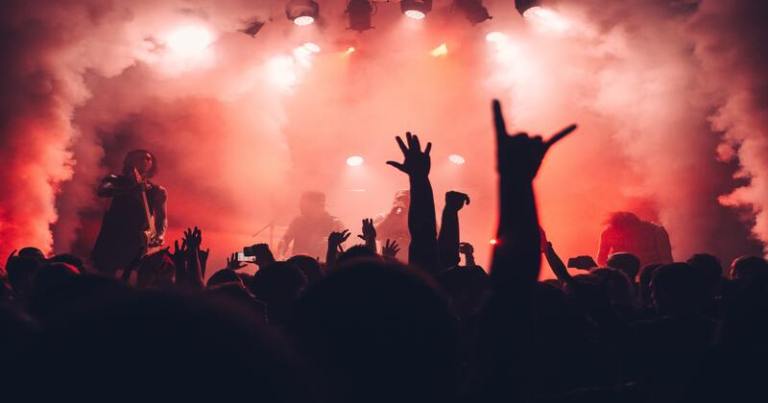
left=591, top=267, right=636, bottom=312
left=290, top=258, right=457, bottom=403
left=287, top=255, right=324, bottom=285
left=18, top=247, right=45, bottom=261
left=6, top=255, right=44, bottom=298
left=336, top=245, right=379, bottom=265
left=651, top=263, right=707, bottom=315
left=438, top=266, right=491, bottom=319
left=207, top=268, right=243, bottom=288
left=14, top=291, right=311, bottom=401
left=49, top=253, right=86, bottom=272
left=687, top=253, right=723, bottom=297
left=606, top=252, right=641, bottom=282
left=249, top=261, right=307, bottom=325
left=728, top=256, right=768, bottom=283
left=136, top=252, right=175, bottom=289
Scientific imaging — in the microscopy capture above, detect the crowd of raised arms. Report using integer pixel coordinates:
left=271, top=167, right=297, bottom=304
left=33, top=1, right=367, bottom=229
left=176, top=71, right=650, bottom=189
left=2, top=100, right=768, bottom=403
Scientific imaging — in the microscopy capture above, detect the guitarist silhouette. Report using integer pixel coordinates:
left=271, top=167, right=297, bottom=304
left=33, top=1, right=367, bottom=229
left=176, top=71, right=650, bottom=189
left=92, top=149, right=167, bottom=274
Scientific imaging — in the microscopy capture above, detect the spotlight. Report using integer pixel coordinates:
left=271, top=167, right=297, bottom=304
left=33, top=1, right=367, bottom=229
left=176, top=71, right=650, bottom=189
left=286, top=0, right=319, bottom=26
left=514, top=0, right=539, bottom=15
left=455, top=0, right=491, bottom=24
left=346, top=155, right=364, bottom=166
left=302, top=42, right=321, bottom=53
left=448, top=154, right=465, bottom=165
left=401, top=0, right=432, bottom=20
left=164, top=25, right=215, bottom=58
left=485, top=31, right=506, bottom=43
left=346, top=0, right=374, bottom=32
left=489, top=238, right=498, bottom=245
left=523, top=6, right=571, bottom=32
left=430, top=43, right=448, bottom=57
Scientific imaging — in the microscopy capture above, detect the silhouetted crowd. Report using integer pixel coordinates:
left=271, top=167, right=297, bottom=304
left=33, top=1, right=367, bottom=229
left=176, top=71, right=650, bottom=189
left=2, top=101, right=767, bottom=403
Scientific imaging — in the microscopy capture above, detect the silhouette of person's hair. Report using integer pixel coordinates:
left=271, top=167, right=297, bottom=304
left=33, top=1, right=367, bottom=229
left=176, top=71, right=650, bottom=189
left=336, top=244, right=379, bottom=265
left=287, top=255, right=324, bottom=285
left=207, top=268, right=242, bottom=288
left=607, top=252, right=641, bottom=281
left=605, top=211, right=642, bottom=227
left=49, top=253, right=86, bottom=272
left=728, top=255, right=768, bottom=283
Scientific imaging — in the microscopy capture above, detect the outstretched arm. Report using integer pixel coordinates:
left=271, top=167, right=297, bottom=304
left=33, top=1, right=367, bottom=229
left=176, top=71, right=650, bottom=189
left=597, top=230, right=611, bottom=266
left=387, top=132, right=439, bottom=274
left=544, top=242, right=575, bottom=286
left=326, top=230, right=350, bottom=269
left=183, top=227, right=204, bottom=289
left=438, top=191, right=470, bottom=269
left=490, top=99, right=577, bottom=291
left=358, top=218, right=377, bottom=252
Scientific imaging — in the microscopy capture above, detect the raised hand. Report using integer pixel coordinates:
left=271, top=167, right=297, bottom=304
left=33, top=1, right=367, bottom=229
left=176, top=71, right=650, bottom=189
left=459, top=242, right=474, bottom=256
left=358, top=218, right=377, bottom=241
left=445, top=191, right=470, bottom=212
left=386, top=132, right=432, bottom=178
left=199, top=248, right=210, bottom=276
left=170, top=239, right=186, bottom=264
left=327, top=229, right=351, bottom=269
left=183, top=227, right=202, bottom=251
left=382, top=239, right=400, bottom=259
left=328, top=230, right=351, bottom=252
left=226, top=252, right=246, bottom=270
left=493, top=99, right=576, bottom=181
left=181, top=227, right=204, bottom=288
left=358, top=218, right=377, bottom=251
left=459, top=242, right=476, bottom=267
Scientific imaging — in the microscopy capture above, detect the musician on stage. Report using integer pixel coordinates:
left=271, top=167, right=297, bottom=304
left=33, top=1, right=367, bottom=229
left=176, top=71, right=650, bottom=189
left=91, top=149, right=167, bottom=274
left=279, top=191, right=343, bottom=259
left=375, top=190, right=410, bottom=259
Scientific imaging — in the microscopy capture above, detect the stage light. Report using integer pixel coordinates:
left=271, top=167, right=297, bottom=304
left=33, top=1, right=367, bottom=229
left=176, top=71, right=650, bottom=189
left=401, top=0, right=432, bottom=20
left=430, top=43, right=448, bottom=57
left=455, top=0, right=491, bottom=24
left=347, top=0, right=374, bottom=32
left=448, top=154, right=465, bottom=165
left=286, top=0, right=319, bottom=26
left=344, top=46, right=356, bottom=55
left=485, top=31, right=506, bottom=43
left=489, top=238, right=498, bottom=245
left=164, top=25, right=214, bottom=58
left=524, top=6, right=571, bottom=32
left=303, top=42, right=321, bottom=53
left=514, top=0, right=539, bottom=15
left=294, top=16, right=314, bottom=26
left=346, top=155, right=364, bottom=166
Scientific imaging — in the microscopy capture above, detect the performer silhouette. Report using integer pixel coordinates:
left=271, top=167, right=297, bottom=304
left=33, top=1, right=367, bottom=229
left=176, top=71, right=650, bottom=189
left=92, top=150, right=167, bottom=273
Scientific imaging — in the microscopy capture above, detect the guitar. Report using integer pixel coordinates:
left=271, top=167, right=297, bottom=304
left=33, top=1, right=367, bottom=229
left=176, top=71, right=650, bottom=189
left=133, top=168, right=163, bottom=255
